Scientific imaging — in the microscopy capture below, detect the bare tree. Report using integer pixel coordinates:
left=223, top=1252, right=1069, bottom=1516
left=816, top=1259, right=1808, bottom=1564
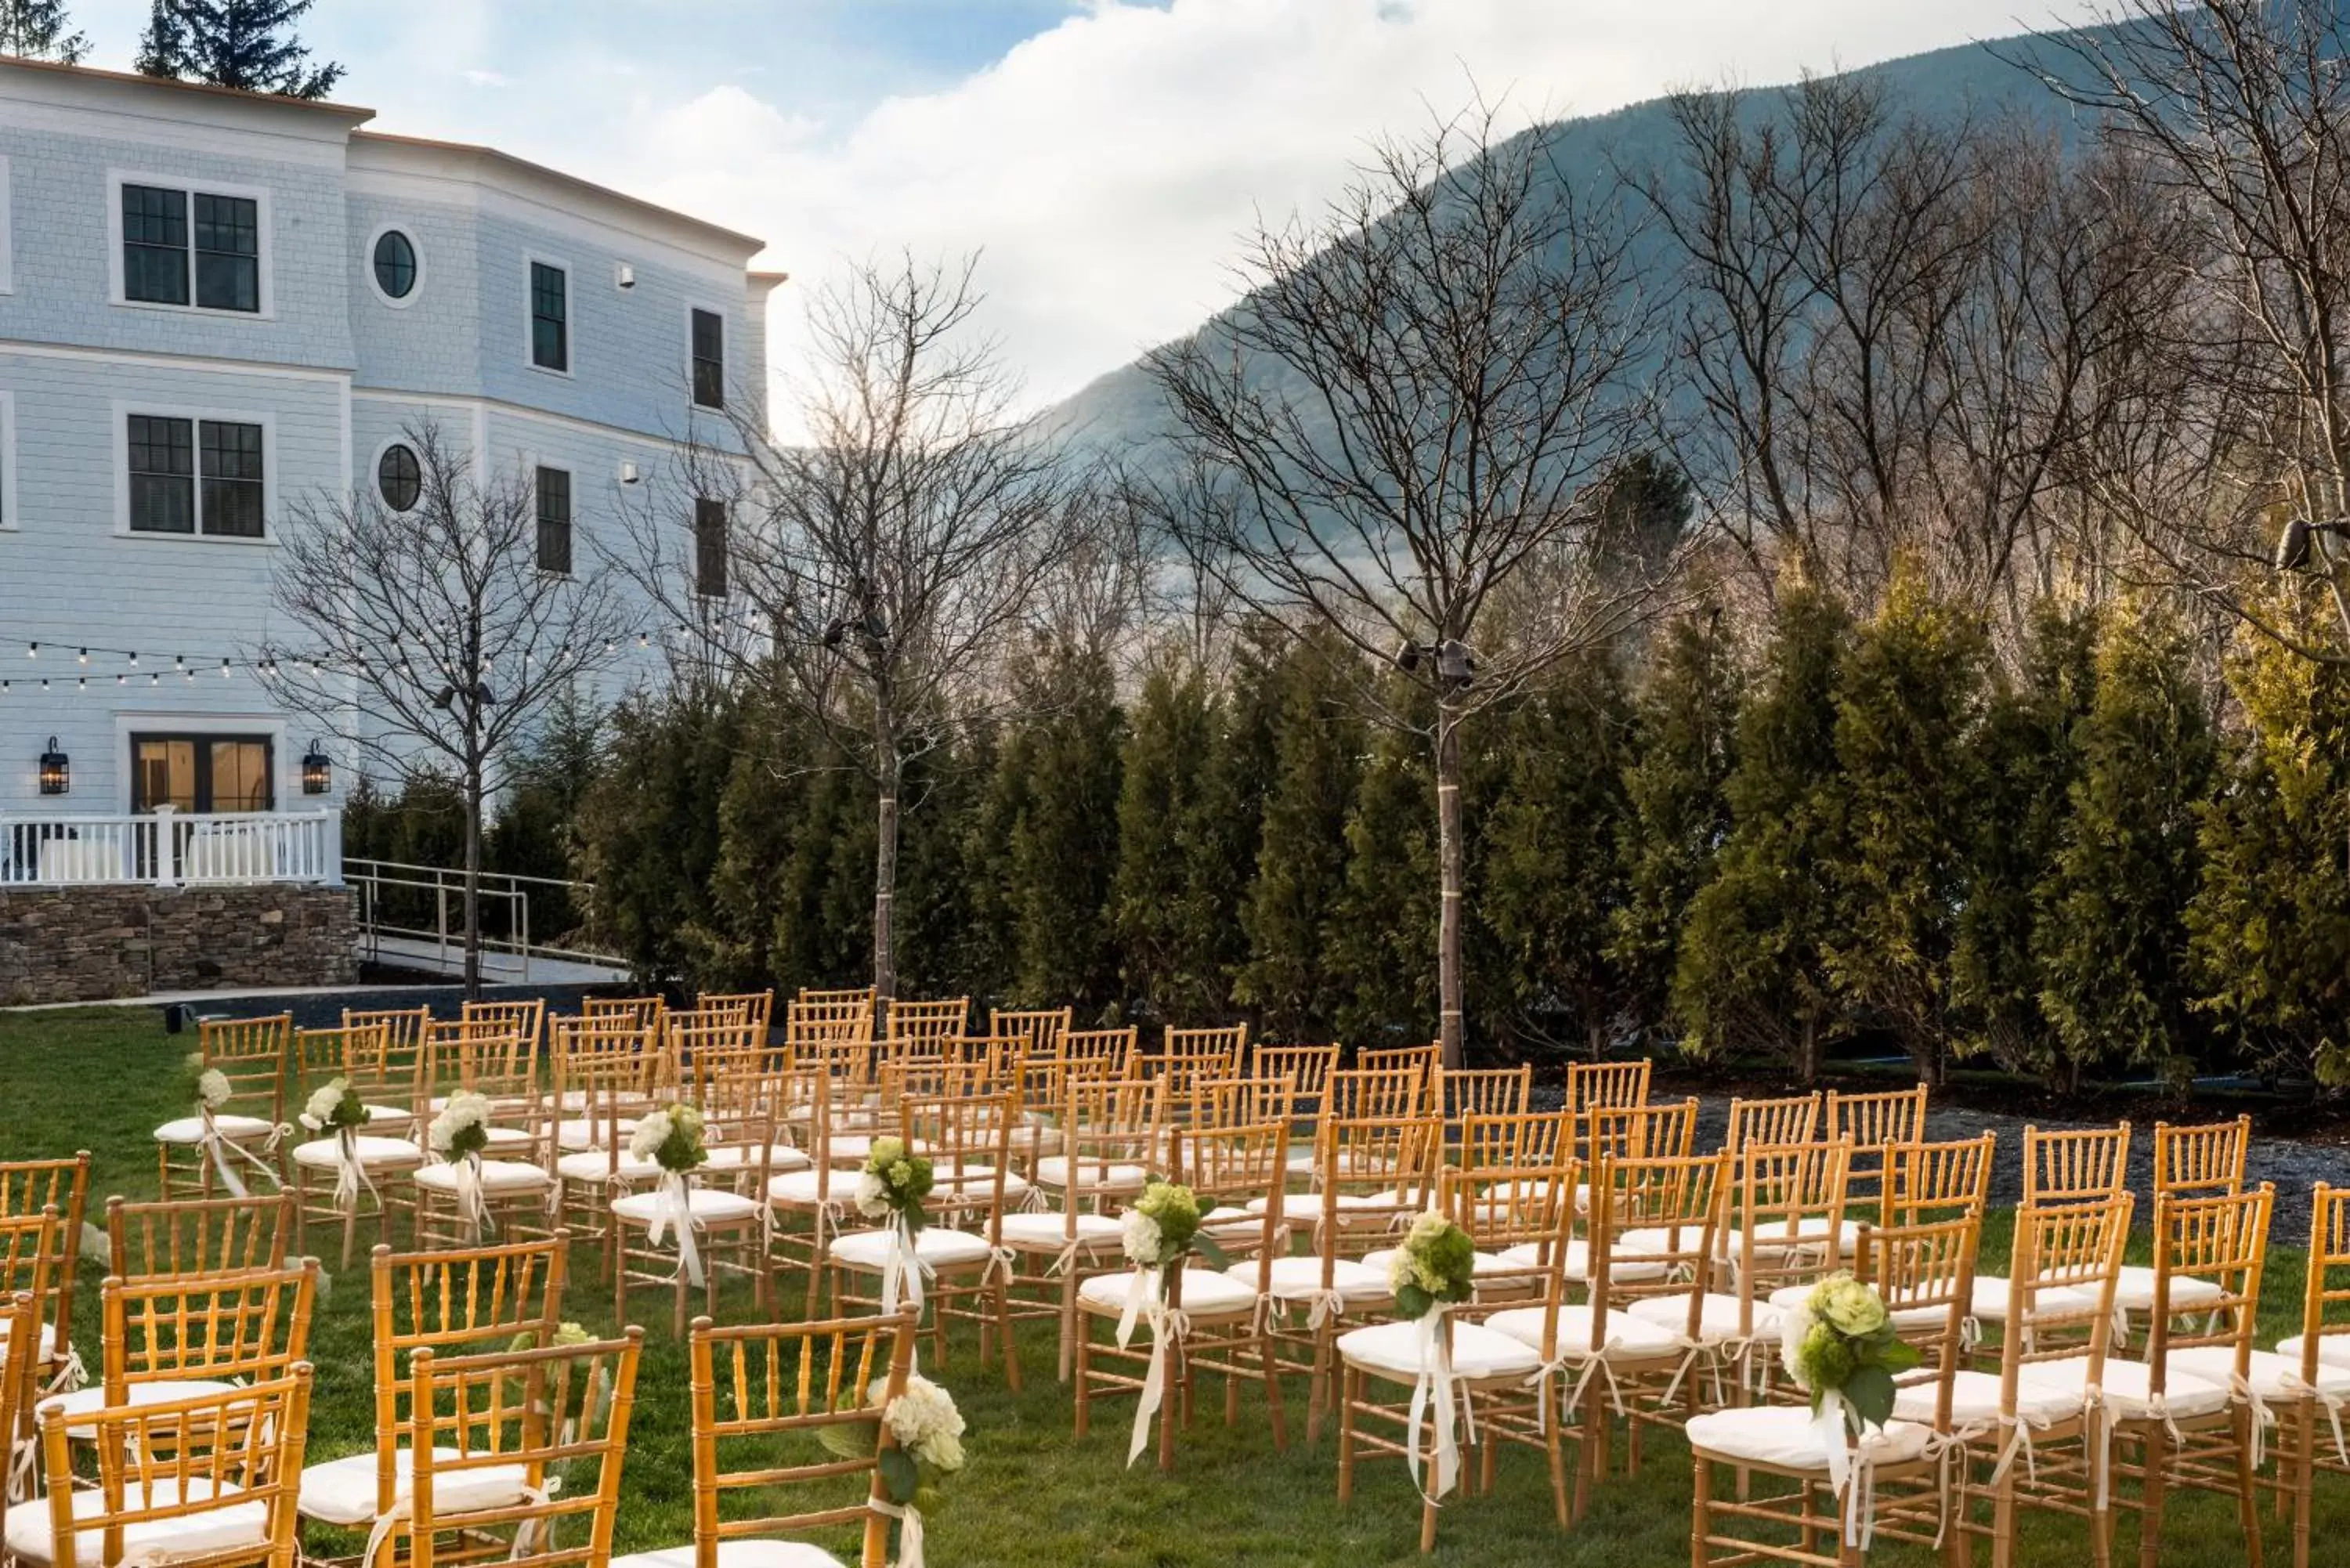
left=631, top=253, right=1079, bottom=1011
left=1141, top=95, right=1673, bottom=1068
left=262, top=424, right=630, bottom=993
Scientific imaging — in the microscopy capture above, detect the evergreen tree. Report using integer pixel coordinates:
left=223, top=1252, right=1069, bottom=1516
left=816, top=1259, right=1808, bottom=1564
left=573, top=686, right=740, bottom=986
left=137, top=0, right=342, bottom=98
left=1675, top=582, right=1853, bottom=1079
left=1950, top=600, right=2097, bottom=1074
left=1329, top=714, right=1438, bottom=1050
left=1235, top=632, right=1365, bottom=1042
left=1609, top=608, right=1741, bottom=1044
left=2032, top=602, right=2214, bottom=1087
left=1003, top=642, right=1126, bottom=1011
left=0, top=0, right=88, bottom=63
left=1115, top=659, right=1224, bottom=1022
left=1822, top=571, right=1987, bottom=1086
left=1481, top=650, right=1636, bottom=1058
left=2188, top=592, right=2350, bottom=1086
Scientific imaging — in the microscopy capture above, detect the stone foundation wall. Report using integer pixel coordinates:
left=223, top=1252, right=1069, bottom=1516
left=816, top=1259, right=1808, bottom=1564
left=0, top=883, right=356, bottom=1005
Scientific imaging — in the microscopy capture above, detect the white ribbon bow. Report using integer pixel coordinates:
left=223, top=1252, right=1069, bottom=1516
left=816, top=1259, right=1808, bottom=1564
left=1119, top=1266, right=1191, bottom=1468
left=1813, top=1387, right=1882, bottom=1548
left=878, top=1214, right=930, bottom=1317
left=646, top=1172, right=706, bottom=1288
left=871, top=1496, right=925, bottom=1568
left=197, top=1107, right=282, bottom=1197
left=331, top=1126, right=380, bottom=1218
left=453, top=1151, right=494, bottom=1242
left=1404, top=1306, right=1473, bottom=1505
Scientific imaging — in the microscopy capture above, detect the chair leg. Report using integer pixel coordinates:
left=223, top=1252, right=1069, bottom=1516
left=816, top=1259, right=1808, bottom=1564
left=2234, top=1405, right=2266, bottom=1568
left=1337, top=1366, right=1358, bottom=1506
left=1072, top=1311, right=1092, bottom=1440
left=997, top=1276, right=1023, bottom=1395
left=1260, top=1324, right=1289, bottom=1451
left=2138, top=1424, right=2168, bottom=1568
left=1690, top=1451, right=1711, bottom=1568
left=1057, top=1271, right=1079, bottom=1384
left=2294, top=1399, right=2316, bottom=1568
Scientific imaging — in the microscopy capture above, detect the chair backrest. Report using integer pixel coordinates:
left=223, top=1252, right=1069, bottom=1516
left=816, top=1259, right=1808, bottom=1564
left=0, top=1209, right=60, bottom=1359
left=1253, top=1044, right=1341, bottom=1106
left=1357, top=1042, right=1440, bottom=1079
left=1060, top=1027, right=1138, bottom=1077
left=38, top=1369, right=313, bottom=1568
left=688, top=1311, right=917, bottom=1568
left=1324, top=1064, right=1430, bottom=1122
left=1583, top=1097, right=1701, bottom=1169
left=1441, top=1121, right=1574, bottom=1292
left=1173, top=1121, right=1289, bottom=1299
left=293, top=1023, right=393, bottom=1098
left=1883, top=1133, right=1997, bottom=1227
left=2143, top=1183, right=2274, bottom=1393
left=1997, top=1192, right=2132, bottom=1385
left=1825, top=1086, right=1929, bottom=1158
left=700, top=990, right=775, bottom=1031
left=1564, top=1059, right=1651, bottom=1114
left=2153, top=1115, right=2251, bottom=1199
left=460, top=997, right=546, bottom=1050
left=345, top=1008, right=431, bottom=1102
left=1723, top=1093, right=1820, bottom=1154
left=426, top=1019, right=537, bottom=1099
left=1439, top=1065, right=1533, bottom=1122
left=404, top=1331, right=643, bottom=1568
left=1589, top=1152, right=1731, bottom=1335
left=2298, top=1183, right=2350, bottom=1386
left=1455, top=1108, right=1574, bottom=1172
left=787, top=995, right=876, bottom=1049
left=345, top=1006, right=432, bottom=1056
left=1311, top=1112, right=1443, bottom=1250
left=1164, top=1023, right=1246, bottom=1064
left=1166, top=1073, right=1296, bottom=1137
left=884, top=998, right=969, bottom=1046
left=991, top=1007, right=1072, bottom=1057
left=0, top=1154, right=89, bottom=1347
left=99, top=1259, right=317, bottom=1401
left=1851, top=1214, right=1978, bottom=1434
left=105, top=1193, right=293, bottom=1281
left=904, top=1092, right=1013, bottom=1241
left=1061, top=1077, right=1164, bottom=1190
left=0, top=1289, right=34, bottom=1541
left=584, top=994, right=669, bottom=1032
left=554, top=1014, right=667, bottom=1100
left=196, top=1013, right=291, bottom=1124
left=1730, top=1141, right=1853, bottom=1306
left=2022, top=1122, right=2130, bottom=1206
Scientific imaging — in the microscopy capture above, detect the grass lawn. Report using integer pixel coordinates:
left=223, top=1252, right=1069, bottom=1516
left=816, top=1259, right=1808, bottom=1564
left=2, top=1004, right=2343, bottom=1566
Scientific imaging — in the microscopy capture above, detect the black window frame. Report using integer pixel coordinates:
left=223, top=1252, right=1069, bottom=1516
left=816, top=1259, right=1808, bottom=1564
left=377, top=443, right=422, bottom=512
left=130, top=732, right=277, bottom=815
left=121, top=182, right=262, bottom=314
left=693, top=496, right=728, bottom=598
left=535, top=465, right=573, bottom=576
left=691, top=308, right=725, bottom=408
left=530, top=260, right=569, bottom=372
left=371, top=229, right=418, bottom=300
left=125, top=413, right=266, bottom=539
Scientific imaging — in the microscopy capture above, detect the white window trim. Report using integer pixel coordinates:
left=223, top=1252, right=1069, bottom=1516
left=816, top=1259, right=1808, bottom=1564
left=368, top=435, right=424, bottom=512
left=363, top=222, right=425, bottom=309
left=111, top=400, right=279, bottom=544
left=106, top=170, right=276, bottom=320
left=684, top=298, right=727, bottom=410
left=0, top=391, right=16, bottom=531
left=529, top=454, right=577, bottom=576
left=0, top=156, right=15, bottom=295
left=111, top=715, right=291, bottom=815
left=522, top=251, right=574, bottom=378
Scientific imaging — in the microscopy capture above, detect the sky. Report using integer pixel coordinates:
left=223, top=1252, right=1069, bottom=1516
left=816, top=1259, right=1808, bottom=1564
left=71, top=1, right=2099, bottom=414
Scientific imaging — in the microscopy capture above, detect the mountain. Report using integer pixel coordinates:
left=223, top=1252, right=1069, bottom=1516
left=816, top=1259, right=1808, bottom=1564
left=1043, top=20, right=2109, bottom=465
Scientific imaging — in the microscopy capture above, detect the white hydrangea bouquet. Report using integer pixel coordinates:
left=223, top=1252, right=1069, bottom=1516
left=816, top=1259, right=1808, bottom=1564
left=1778, top=1272, right=1918, bottom=1435
left=819, top=1372, right=967, bottom=1568
left=1390, top=1211, right=1480, bottom=1501
left=299, top=1076, right=373, bottom=1214
left=855, top=1135, right=936, bottom=1315
left=631, top=1103, right=710, bottom=1285
left=184, top=1053, right=274, bottom=1198
left=1116, top=1180, right=1224, bottom=1468
left=1389, top=1210, right=1477, bottom=1321
left=428, top=1090, right=497, bottom=1239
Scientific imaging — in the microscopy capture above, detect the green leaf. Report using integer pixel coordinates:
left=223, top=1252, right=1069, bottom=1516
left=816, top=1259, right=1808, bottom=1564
left=814, top=1416, right=880, bottom=1461
left=1191, top=1233, right=1229, bottom=1270
left=1878, top=1340, right=1923, bottom=1374
left=1395, top=1283, right=1434, bottom=1321
left=878, top=1447, right=920, bottom=1505
left=1842, top=1363, right=1896, bottom=1430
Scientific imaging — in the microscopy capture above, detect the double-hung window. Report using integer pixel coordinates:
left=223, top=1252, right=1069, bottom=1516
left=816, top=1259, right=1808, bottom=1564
left=536, top=466, right=573, bottom=575
left=530, top=261, right=569, bottom=372
left=691, top=309, right=725, bottom=407
left=128, top=414, right=265, bottom=538
left=121, top=182, right=261, bottom=313
left=693, top=497, right=728, bottom=598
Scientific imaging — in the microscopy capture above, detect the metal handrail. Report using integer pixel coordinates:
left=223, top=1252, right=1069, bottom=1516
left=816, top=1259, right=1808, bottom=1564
left=344, top=857, right=625, bottom=980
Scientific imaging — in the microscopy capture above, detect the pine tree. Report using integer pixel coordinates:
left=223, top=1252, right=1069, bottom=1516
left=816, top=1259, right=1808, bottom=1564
left=2188, top=591, right=2350, bottom=1086
left=0, top=0, right=89, bottom=63
left=1950, top=599, right=2097, bottom=1074
left=2032, top=601, right=2214, bottom=1087
left=1609, top=608, right=1741, bottom=1045
left=1003, top=642, right=1126, bottom=1011
left=1822, top=570, right=1987, bottom=1086
left=1115, top=659, right=1221, bottom=1021
left=137, top=0, right=342, bottom=98
left=1674, top=581, right=1853, bottom=1079
left=1481, top=649, right=1636, bottom=1058
left=1329, top=714, right=1438, bottom=1050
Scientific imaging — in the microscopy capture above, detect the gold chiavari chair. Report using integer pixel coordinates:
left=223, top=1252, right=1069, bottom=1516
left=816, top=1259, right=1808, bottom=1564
left=15, top=1370, right=312, bottom=1568
left=2156, top=1115, right=2253, bottom=1198
left=1074, top=1121, right=1285, bottom=1474
left=1161, top=1072, right=1296, bottom=1180
left=1883, top=1132, right=1998, bottom=1228
left=1565, top=1059, right=1652, bottom=1115
left=1439, top=1065, right=1533, bottom=1122
left=607, top=1313, right=919, bottom=1568
left=766, top=1067, right=858, bottom=1319
left=1290, top=1065, right=1434, bottom=1188
left=294, top=1236, right=568, bottom=1544
left=614, top=1084, right=777, bottom=1335
left=398, top=1331, right=642, bottom=1568
left=1253, top=1044, right=1342, bottom=1124
left=1704, top=1142, right=1853, bottom=1388
left=1358, top=1042, right=1440, bottom=1081
left=670, top=1013, right=772, bottom=1086
left=0, top=1155, right=89, bottom=1388
left=1060, top=1026, right=1138, bottom=1079
left=157, top=1013, right=291, bottom=1201
left=786, top=996, right=876, bottom=1068
left=2025, top=1122, right=2132, bottom=1207
left=1722, top=1093, right=1820, bottom=1154
left=700, top=989, right=776, bottom=1032
left=0, top=1289, right=37, bottom=1548
left=1001, top=1076, right=1163, bottom=1383
left=104, top=1194, right=291, bottom=1282
left=992, top=1006, right=1072, bottom=1057
left=1165, top=1022, right=1247, bottom=1068
left=458, top=997, right=545, bottom=1051
left=287, top=1024, right=421, bottom=1268
left=551, top=1015, right=665, bottom=1112
left=583, top=993, right=668, bottom=1035
left=883, top=997, right=969, bottom=1050
left=555, top=1070, right=666, bottom=1280
left=1689, top=1216, right=1976, bottom=1566
left=342, top=1010, right=430, bottom=1133
left=1943, top=1193, right=2133, bottom=1566
left=39, top=1260, right=317, bottom=1436
left=411, top=1093, right=558, bottom=1250
left=1822, top=1084, right=1929, bottom=1209
left=2278, top=1183, right=2350, bottom=1568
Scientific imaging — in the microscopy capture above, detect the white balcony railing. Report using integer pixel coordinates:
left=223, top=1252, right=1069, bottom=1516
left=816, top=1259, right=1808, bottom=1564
left=0, top=807, right=342, bottom=888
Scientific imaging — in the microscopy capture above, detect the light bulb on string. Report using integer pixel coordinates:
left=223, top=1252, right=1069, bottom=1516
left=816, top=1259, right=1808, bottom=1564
left=25, top=642, right=35, bottom=659
left=220, top=659, right=231, bottom=678
left=114, top=674, right=125, bottom=686
left=149, top=672, right=158, bottom=686
left=77, top=649, right=87, bottom=665
left=128, top=652, right=139, bottom=667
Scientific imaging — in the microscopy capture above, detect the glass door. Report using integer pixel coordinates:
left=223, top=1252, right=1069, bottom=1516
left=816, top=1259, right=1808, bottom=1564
left=130, top=735, right=274, bottom=813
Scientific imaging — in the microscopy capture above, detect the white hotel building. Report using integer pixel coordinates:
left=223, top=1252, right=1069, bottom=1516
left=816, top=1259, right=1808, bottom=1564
left=0, top=59, right=775, bottom=904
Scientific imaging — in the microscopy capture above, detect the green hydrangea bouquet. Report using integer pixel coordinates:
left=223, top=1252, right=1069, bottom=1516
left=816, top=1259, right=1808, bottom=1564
left=1777, top=1272, right=1920, bottom=1433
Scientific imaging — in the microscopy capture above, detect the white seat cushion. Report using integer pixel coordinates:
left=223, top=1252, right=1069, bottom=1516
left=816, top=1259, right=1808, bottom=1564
left=1245, top=1190, right=1403, bottom=1224
left=1720, top=1219, right=1852, bottom=1260
left=482, top=1125, right=536, bottom=1154
left=1336, top=1317, right=1543, bottom=1381
left=1498, top=1238, right=1591, bottom=1281
left=414, top=1159, right=550, bottom=1194
left=555, top=1118, right=637, bottom=1152
left=928, top=1164, right=1030, bottom=1204
left=291, top=1135, right=423, bottom=1170
left=1360, top=1247, right=1525, bottom=1283
left=1032, top=1158, right=1149, bottom=1192
left=36, top=1378, right=237, bottom=1437
left=827, top=1227, right=995, bottom=1272
left=1687, top=1404, right=1932, bottom=1470
left=362, top=1104, right=415, bottom=1127
left=556, top=1149, right=662, bottom=1183
left=2171, top=1346, right=2350, bottom=1403
left=707, top=1143, right=811, bottom=1174
left=2017, top=1355, right=2230, bottom=1421
left=610, top=1541, right=847, bottom=1568
left=1284, top=1150, right=1400, bottom=1177
left=2107, top=1266, right=2228, bottom=1315
left=154, top=1114, right=274, bottom=1144
left=2276, top=1333, right=2350, bottom=1373
left=1003, top=1125, right=1063, bottom=1158
left=612, top=1188, right=762, bottom=1226
left=1965, top=1275, right=2104, bottom=1322
left=766, top=1169, right=841, bottom=1206
left=7, top=1478, right=266, bottom=1564
left=1628, top=1292, right=1780, bottom=1344
left=1891, top=1369, right=2083, bottom=1429
left=1248, top=1255, right=1392, bottom=1304
left=0, top=1320, right=57, bottom=1359
left=1487, top=1302, right=1683, bottom=1362
left=296, top=1447, right=534, bottom=1526
left=1077, top=1268, right=1256, bottom=1317
left=999, top=1211, right=1123, bottom=1249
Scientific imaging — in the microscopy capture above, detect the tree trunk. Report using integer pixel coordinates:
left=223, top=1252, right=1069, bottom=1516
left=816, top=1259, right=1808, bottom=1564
left=1434, top=698, right=1465, bottom=1071
left=872, top=730, right=902, bottom=1029
left=1799, top=1016, right=1822, bottom=1085
left=462, top=757, right=484, bottom=1000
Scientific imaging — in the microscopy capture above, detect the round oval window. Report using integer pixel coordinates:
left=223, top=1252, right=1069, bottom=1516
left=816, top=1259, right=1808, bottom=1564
left=378, top=443, right=422, bottom=511
left=372, top=229, right=418, bottom=299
